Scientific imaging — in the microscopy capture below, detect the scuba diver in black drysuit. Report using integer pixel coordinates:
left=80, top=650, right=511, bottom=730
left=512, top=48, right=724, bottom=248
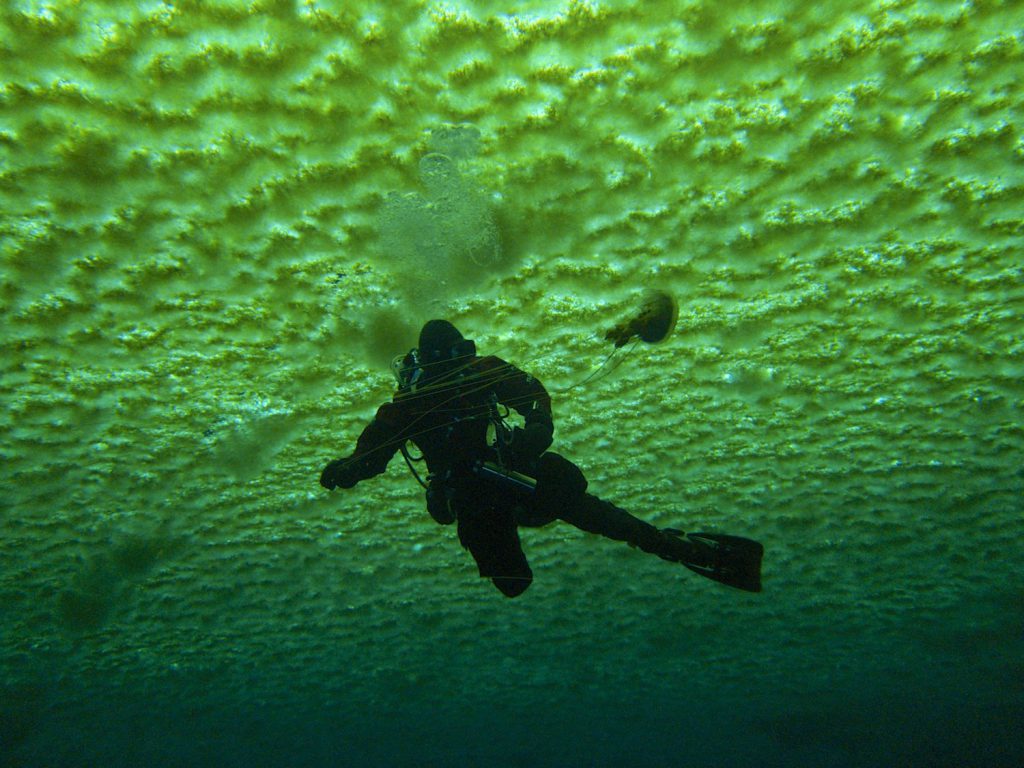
left=320, top=320, right=763, bottom=597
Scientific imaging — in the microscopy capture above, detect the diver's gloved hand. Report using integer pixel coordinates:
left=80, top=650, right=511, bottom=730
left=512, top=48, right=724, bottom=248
left=320, top=458, right=361, bottom=490
left=510, top=422, right=553, bottom=466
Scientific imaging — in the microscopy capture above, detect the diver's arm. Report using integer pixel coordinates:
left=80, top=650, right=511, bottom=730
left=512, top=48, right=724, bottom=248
left=319, top=403, right=407, bottom=490
left=485, top=357, right=554, bottom=458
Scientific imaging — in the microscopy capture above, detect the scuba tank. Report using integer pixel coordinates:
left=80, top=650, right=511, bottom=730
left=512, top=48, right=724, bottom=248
left=473, top=392, right=539, bottom=499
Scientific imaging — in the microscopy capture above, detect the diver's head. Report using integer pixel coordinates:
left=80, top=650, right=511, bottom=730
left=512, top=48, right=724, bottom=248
left=419, top=320, right=466, bottom=361
left=418, top=320, right=476, bottom=377
left=393, top=320, right=476, bottom=389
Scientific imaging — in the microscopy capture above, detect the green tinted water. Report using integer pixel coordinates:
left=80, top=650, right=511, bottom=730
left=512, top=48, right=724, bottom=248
left=1, top=1, right=1022, bottom=766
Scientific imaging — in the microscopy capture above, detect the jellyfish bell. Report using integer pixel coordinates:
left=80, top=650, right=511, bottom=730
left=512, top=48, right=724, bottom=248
left=604, top=290, right=679, bottom=349
left=633, top=289, right=679, bottom=344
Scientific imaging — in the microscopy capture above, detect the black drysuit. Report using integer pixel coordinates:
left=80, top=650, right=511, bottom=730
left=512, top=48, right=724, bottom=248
left=320, top=354, right=665, bottom=597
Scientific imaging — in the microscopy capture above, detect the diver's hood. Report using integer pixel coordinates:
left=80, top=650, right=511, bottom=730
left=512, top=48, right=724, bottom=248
left=418, top=320, right=473, bottom=364
left=392, top=320, right=476, bottom=390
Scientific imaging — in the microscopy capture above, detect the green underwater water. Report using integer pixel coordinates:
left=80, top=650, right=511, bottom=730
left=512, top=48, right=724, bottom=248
left=1, top=0, right=1023, bottom=766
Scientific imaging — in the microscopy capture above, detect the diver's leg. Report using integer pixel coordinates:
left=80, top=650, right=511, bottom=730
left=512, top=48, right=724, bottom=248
left=532, top=453, right=764, bottom=591
left=533, top=453, right=711, bottom=565
left=455, top=502, right=533, bottom=598
left=558, top=493, right=712, bottom=564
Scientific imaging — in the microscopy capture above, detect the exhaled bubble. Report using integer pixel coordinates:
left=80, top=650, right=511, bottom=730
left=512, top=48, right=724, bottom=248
left=375, top=137, right=503, bottom=307
left=380, top=191, right=439, bottom=266
left=418, top=152, right=464, bottom=199
left=466, top=216, right=501, bottom=267
left=426, top=153, right=500, bottom=268
left=427, top=123, right=482, bottom=160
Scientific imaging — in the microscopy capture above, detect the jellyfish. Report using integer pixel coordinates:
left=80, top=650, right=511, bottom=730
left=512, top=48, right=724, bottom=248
left=604, top=290, right=678, bottom=348
left=557, top=290, right=679, bottom=393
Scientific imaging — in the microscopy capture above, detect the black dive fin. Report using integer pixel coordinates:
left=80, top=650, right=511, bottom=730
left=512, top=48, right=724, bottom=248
left=682, top=532, right=764, bottom=593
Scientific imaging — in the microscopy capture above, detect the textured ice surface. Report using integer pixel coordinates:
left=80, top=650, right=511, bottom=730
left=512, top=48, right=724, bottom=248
left=1, top=1, right=1022, bottom=766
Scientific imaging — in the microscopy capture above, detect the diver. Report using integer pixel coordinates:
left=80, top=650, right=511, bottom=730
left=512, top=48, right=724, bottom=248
left=319, top=319, right=763, bottom=598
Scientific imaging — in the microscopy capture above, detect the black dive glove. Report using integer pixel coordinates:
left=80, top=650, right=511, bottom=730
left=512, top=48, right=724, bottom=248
left=320, top=458, right=361, bottom=490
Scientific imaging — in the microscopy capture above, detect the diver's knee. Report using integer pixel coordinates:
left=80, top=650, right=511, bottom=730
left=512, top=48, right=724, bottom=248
left=493, top=576, right=532, bottom=598
left=535, top=452, right=588, bottom=508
